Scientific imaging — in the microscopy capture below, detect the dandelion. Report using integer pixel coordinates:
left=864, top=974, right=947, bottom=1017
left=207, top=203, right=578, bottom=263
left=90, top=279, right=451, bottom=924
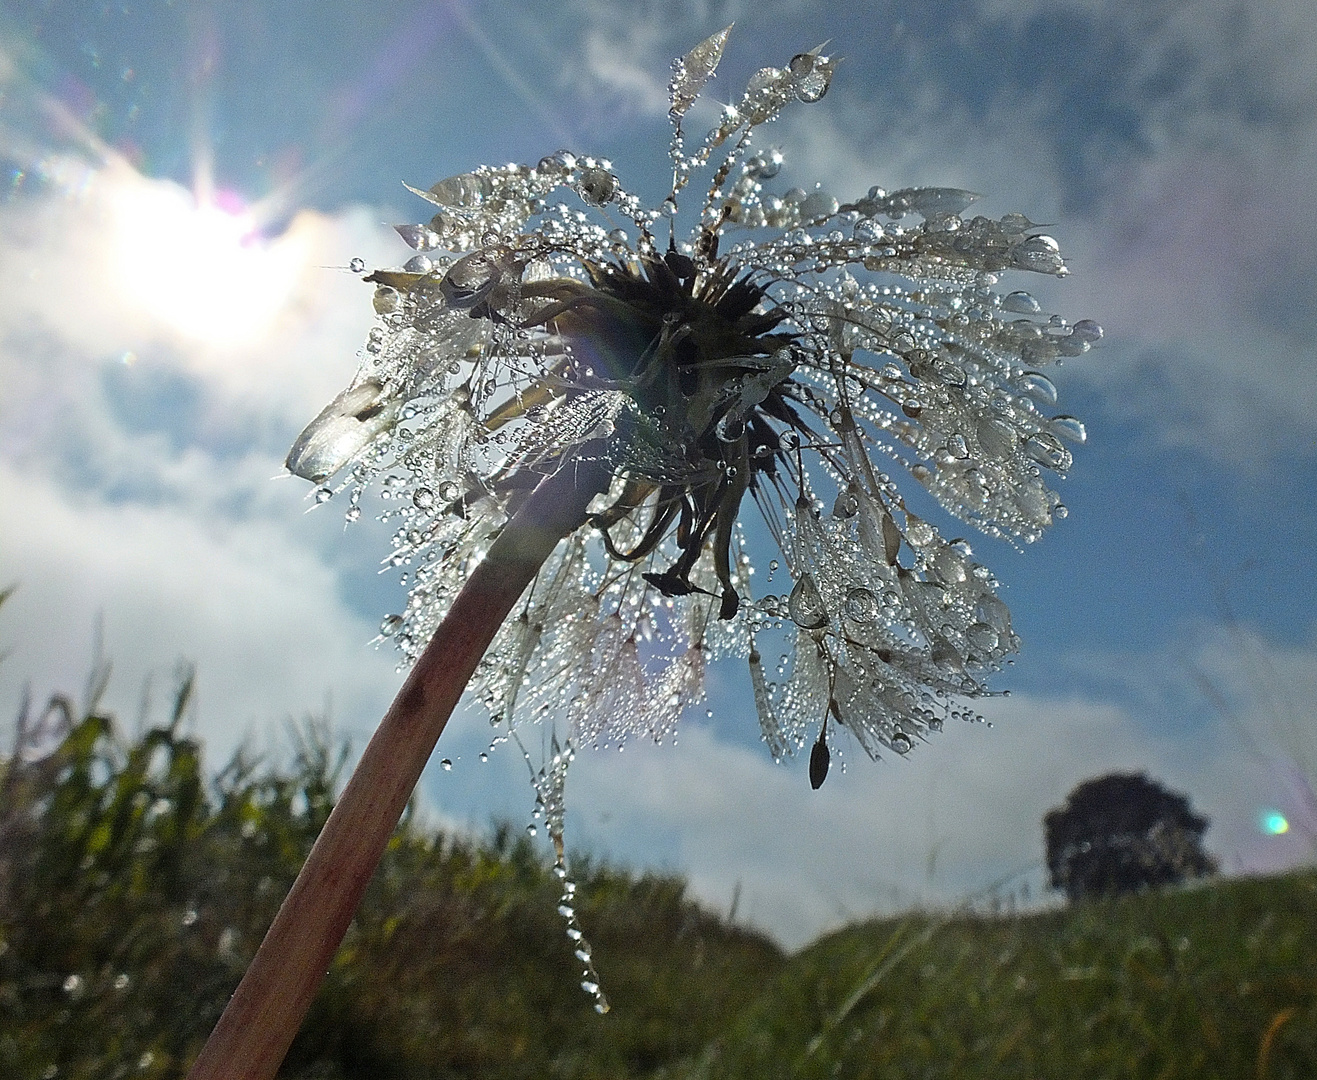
left=192, top=27, right=1097, bottom=1080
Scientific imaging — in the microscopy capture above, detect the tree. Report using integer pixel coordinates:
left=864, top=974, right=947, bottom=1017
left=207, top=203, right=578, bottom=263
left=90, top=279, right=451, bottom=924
left=1044, top=773, right=1219, bottom=902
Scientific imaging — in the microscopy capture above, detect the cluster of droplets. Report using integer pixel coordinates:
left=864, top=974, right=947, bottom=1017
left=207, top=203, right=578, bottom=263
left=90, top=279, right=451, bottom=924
left=286, top=24, right=1098, bottom=1005
left=524, top=733, right=609, bottom=1014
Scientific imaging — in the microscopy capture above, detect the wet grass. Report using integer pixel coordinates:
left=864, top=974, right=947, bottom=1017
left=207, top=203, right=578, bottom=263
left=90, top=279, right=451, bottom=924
left=674, top=870, right=1317, bottom=1080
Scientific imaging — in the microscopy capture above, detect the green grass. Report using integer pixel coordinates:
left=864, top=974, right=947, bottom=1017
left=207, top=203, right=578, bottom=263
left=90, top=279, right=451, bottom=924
left=2, top=645, right=1313, bottom=1078
left=0, top=675, right=782, bottom=1080
left=675, top=871, right=1317, bottom=1080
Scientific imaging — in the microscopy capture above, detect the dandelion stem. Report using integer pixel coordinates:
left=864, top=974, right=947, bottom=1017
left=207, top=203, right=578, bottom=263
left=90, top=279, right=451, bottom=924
left=186, top=456, right=610, bottom=1080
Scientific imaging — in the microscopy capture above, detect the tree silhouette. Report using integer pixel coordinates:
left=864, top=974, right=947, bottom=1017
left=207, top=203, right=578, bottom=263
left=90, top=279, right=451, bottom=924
left=1044, top=773, right=1218, bottom=902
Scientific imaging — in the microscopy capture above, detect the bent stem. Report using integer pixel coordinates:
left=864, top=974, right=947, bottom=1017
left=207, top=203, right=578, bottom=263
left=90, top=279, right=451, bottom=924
left=187, top=457, right=609, bottom=1080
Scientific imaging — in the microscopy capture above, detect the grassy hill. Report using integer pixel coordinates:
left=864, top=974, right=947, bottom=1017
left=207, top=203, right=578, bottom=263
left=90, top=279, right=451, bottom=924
left=673, top=870, right=1317, bottom=1080
left=2, top=662, right=1312, bottom=1079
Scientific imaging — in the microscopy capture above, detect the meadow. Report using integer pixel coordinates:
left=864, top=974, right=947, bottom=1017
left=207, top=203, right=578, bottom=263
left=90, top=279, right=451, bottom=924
left=1, top=668, right=1312, bottom=1079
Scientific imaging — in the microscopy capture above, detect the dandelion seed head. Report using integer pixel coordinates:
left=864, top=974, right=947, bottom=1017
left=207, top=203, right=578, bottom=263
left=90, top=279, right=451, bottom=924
left=288, top=27, right=1095, bottom=786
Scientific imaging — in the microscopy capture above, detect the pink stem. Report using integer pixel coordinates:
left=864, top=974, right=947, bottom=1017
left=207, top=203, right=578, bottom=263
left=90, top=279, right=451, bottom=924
left=187, top=459, right=607, bottom=1080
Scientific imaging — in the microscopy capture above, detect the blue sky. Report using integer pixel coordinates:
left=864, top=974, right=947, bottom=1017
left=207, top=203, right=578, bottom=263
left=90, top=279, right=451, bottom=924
left=1, top=0, right=1314, bottom=944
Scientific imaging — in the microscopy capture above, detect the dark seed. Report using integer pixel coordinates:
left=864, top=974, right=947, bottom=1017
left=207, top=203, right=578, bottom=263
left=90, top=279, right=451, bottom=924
left=809, top=730, right=830, bottom=789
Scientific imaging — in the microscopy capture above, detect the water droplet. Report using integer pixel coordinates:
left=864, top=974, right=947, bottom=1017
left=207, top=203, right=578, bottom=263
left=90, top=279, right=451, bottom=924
left=966, top=622, right=999, bottom=650
left=891, top=731, right=913, bottom=754
left=373, top=285, right=402, bottom=314
left=1016, top=371, right=1057, bottom=406
left=429, top=171, right=490, bottom=208
left=345, top=506, right=362, bottom=523
left=440, top=758, right=453, bottom=771
left=438, top=480, right=461, bottom=501
left=181, top=908, right=198, bottom=927
left=946, top=432, right=970, bottom=458
left=1048, top=415, right=1087, bottom=443
left=844, top=587, right=880, bottom=623
left=932, top=548, right=968, bottom=584
left=832, top=491, right=859, bottom=518
left=715, top=414, right=746, bottom=442
left=1024, top=432, right=1072, bottom=471
left=62, top=974, right=83, bottom=994
left=380, top=614, right=404, bottom=637
left=787, top=573, right=829, bottom=630
left=479, top=752, right=489, bottom=762
left=413, top=487, right=435, bottom=510
left=931, top=636, right=964, bottom=671
left=577, top=167, right=617, bottom=206
left=800, top=189, right=838, bottom=221
left=526, top=823, right=537, bottom=836
left=746, top=149, right=783, bottom=180
left=1001, top=290, right=1040, bottom=314
left=1053, top=503, right=1068, bottom=519
left=349, top=257, right=366, bottom=274
left=1071, top=318, right=1103, bottom=343
left=314, top=486, right=334, bottom=504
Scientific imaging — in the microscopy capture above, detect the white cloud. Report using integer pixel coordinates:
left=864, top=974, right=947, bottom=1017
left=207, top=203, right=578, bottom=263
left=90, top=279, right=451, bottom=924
left=551, top=661, right=1311, bottom=947
left=760, top=4, right=1317, bottom=467
left=0, top=164, right=409, bottom=766
left=0, top=460, right=401, bottom=765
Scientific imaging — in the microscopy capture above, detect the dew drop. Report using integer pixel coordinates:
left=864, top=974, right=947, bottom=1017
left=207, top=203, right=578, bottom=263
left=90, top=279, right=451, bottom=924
left=380, top=614, right=404, bottom=637
left=787, top=573, right=829, bottom=630
left=438, top=480, right=461, bottom=501
left=413, top=487, right=435, bottom=510
left=891, top=731, right=913, bottom=754
left=1048, top=415, right=1087, bottom=443
left=1023, top=432, right=1072, bottom=471
left=844, top=587, right=880, bottom=623
left=349, top=257, right=366, bottom=273
left=1017, top=371, right=1057, bottom=406
left=440, top=758, right=453, bottom=771
left=314, top=486, right=334, bottom=504
left=1001, top=290, right=1040, bottom=314
left=577, top=167, right=617, bottom=206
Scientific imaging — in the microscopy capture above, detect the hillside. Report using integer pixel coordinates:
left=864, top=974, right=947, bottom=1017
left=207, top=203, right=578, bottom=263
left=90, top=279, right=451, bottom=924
left=674, top=870, right=1317, bottom=1080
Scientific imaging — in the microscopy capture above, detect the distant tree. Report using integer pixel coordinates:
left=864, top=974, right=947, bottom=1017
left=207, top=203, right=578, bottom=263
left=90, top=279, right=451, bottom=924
left=1044, top=773, right=1219, bottom=902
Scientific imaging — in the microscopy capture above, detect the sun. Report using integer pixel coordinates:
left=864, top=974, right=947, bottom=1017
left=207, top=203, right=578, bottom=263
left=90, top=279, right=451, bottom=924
left=110, top=167, right=303, bottom=348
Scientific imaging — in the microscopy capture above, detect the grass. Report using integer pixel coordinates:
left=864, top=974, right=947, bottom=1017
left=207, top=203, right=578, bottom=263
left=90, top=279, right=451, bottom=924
left=675, top=870, right=1317, bottom=1080
left=2, top=645, right=1312, bottom=1078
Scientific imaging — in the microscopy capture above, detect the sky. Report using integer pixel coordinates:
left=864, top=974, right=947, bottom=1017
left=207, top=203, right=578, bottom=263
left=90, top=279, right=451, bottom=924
left=0, top=0, right=1314, bottom=948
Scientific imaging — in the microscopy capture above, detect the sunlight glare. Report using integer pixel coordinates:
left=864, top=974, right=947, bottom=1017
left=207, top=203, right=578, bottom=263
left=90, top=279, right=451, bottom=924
left=112, top=172, right=303, bottom=347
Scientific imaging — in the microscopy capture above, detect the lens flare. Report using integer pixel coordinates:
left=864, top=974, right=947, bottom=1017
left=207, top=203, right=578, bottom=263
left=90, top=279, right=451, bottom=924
left=1261, top=811, right=1290, bottom=835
